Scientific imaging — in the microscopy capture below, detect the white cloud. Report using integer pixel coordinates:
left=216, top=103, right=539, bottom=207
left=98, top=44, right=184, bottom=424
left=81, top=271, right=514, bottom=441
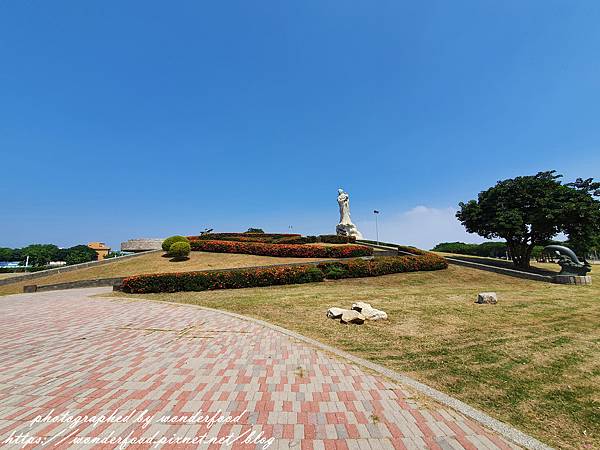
left=356, top=205, right=486, bottom=250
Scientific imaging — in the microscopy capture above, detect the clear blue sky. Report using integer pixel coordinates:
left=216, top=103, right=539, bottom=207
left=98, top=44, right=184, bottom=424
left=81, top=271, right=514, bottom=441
left=1, top=1, right=599, bottom=250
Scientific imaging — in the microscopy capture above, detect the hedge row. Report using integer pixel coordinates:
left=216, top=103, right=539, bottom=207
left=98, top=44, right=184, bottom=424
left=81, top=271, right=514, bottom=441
left=120, top=252, right=448, bottom=293
left=190, top=233, right=355, bottom=245
left=318, top=235, right=356, bottom=244
left=120, top=265, right=325, bottom=294
left=192, top=233, right=301, bottom=244
left=189, top=240, right=373, bottom=258
left=317, top=253, right=448, bottom=279
left=431, top=241, right=508, bottom=258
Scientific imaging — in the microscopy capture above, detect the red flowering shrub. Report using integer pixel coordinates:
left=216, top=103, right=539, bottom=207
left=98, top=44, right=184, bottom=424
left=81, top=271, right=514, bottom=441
left=189, top=240, right=373, bottom=258
left=118, top=249, right=447, bottom=293
left=120, top=264, right=325, bottom=294
left=189, top=233, right=301, bottom=244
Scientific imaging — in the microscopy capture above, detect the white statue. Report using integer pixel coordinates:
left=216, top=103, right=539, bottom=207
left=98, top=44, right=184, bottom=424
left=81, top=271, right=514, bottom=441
left=336, top=188, right=363, bottom=239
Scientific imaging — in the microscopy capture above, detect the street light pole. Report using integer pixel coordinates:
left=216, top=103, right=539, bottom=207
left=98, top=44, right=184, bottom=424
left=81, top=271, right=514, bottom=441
left=373, top=210, right=380, bottom=245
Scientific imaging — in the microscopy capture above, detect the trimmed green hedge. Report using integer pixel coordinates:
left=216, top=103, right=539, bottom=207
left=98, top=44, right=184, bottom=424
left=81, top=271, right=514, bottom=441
left=318, top=253, right=447, bottom=279
left=318, top=235, right=356, bottom=244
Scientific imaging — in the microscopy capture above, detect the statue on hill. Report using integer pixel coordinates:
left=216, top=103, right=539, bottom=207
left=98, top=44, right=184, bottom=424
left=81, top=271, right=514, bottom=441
left=336, top=188, right=363, bottom=239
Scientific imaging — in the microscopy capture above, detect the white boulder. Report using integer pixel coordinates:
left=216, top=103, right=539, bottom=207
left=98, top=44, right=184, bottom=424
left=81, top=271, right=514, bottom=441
left=340, top=310, right=366, bottom=324
left=476, top=292, right=498, bottom=304
left=327, top=307, right=348, bottom=319
left=351, top=302, right=388, bottom=321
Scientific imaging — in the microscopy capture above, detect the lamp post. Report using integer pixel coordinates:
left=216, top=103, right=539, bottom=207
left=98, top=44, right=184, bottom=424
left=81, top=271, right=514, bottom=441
left=373, top=210, right=380, bottom=245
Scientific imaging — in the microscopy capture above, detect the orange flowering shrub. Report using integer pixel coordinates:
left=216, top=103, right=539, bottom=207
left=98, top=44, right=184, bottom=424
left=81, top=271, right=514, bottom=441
left=189, top=240, right=373, bottom=258
left=119, top=249, right=447, bottom=293
left=189, top=233, right=301, bottom=244
left=120, top=264, right=325, bottom=294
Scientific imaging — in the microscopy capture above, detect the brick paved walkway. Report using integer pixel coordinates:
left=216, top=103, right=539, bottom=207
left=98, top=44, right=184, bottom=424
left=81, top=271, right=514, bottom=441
left=0, top=288, right=520, bottom=449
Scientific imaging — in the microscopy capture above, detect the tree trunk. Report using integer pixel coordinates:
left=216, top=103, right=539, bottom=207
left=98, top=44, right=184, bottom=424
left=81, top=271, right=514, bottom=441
left=507, top=241, right=533, bottom=269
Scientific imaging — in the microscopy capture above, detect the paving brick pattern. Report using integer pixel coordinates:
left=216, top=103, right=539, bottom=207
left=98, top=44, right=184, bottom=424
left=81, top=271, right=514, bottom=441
left=0, top=288, right=519, bottom=449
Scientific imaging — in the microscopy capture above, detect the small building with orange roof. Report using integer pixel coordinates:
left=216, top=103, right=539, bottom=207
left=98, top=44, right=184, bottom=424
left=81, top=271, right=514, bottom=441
left=87, top=242, right=111, bottom=260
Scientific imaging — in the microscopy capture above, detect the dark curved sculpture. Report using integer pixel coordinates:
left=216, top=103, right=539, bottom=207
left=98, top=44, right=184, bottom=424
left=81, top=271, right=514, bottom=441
left=544, top=245, right=591, bottom=276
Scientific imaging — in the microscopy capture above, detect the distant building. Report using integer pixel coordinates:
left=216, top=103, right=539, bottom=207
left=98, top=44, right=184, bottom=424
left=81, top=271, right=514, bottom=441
left=87, top=242, right=111, bottom=260
left=48, top=261, right=67, bottom=267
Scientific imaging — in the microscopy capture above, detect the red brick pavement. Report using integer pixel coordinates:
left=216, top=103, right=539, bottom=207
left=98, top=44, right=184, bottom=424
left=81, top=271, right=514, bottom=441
left=0, top=288, right=520, bottom=449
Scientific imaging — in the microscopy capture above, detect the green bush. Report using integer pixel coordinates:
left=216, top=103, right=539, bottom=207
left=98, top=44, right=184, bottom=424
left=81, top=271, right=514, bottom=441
left=318, top=235, right=356, bottom=244
left=318, top=252, right=448, bottom=278
left=162, top=235, right=189, bottom=252
left=169, top=241, right=191, bottom=260
left=323, top=265, right=349, bottom=279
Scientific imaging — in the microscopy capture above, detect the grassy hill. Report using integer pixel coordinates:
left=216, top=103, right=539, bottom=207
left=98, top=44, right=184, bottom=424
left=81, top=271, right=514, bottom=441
left=116, top=264, right=599, bottom=450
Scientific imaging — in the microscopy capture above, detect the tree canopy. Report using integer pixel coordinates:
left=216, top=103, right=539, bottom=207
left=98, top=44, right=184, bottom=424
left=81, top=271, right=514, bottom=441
left=1, top=243, right=97, bottom=267
left=457, top=171, right=600, bottom=268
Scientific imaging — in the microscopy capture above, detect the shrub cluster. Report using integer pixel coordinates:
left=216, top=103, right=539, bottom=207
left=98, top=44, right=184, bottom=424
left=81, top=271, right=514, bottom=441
left=189, top=240, right=373, bottom=258
left=162, top=236, right=189, bottom=252
left=318, top=235, right=356, bottom=244
left=191, top=233, right=301, bottom=244
left=169, top=241, right=191, bottom=260
left=120, top=251, right=448, bottom=293
left=120, top=264, right=325, bottom=293
left=190, top=233, right=354, bottom=245
left=318, top=252, right=448, bottom=279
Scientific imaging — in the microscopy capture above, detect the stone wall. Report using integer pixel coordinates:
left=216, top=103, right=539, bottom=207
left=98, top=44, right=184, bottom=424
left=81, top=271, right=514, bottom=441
left=120, top=238, right=164, bottom=252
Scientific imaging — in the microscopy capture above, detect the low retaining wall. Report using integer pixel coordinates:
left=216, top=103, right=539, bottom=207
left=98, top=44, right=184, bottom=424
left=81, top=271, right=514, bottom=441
left=355, top=241, right=399, bottom=256
left=445, top=257, right=554, bottom=283
left=24, top=277, right=125, bottom=293
left=1, top=250, right=161, bottom=287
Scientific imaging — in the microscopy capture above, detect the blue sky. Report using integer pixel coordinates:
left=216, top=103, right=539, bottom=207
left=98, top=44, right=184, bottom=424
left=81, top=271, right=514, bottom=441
left=1, top=1, right=599, bottom=250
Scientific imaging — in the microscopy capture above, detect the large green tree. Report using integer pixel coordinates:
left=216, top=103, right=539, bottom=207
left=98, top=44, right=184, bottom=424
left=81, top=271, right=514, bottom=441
left=19, top=244, right=60, bottom=267
left=56, top=245, right=98, bottom=265
left=457, top=171, right=600, bottom=268
left=0, top=247, right=20, bottom=262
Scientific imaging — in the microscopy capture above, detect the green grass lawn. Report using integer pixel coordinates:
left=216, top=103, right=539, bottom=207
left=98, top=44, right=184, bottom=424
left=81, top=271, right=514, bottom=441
left=114, top=263, right=600, bottom=449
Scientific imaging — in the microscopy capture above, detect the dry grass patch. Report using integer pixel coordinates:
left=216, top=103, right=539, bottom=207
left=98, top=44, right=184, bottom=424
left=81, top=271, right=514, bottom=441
left=115, top=264, right=600, bottom=449
left=0, top=273, right=22, bottom=280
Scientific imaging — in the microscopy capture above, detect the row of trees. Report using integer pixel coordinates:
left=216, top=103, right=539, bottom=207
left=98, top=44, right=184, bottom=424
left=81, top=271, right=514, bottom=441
left=0, top=244, right=98, bottom=267
left=431, top=241, right=572, bottom=261
left=457, top=171, right=600, bottom=268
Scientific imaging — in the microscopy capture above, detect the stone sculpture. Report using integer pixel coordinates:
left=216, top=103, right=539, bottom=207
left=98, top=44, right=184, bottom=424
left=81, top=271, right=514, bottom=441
left=544, top=245, right=591, bottom=276
left=336, top=188, right=363, bottom=239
